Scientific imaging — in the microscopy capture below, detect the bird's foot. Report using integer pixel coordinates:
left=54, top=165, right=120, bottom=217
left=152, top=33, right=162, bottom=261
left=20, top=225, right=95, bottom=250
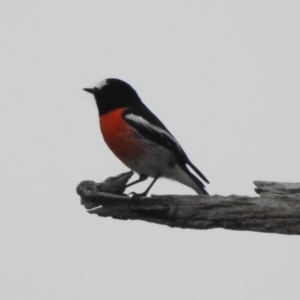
left=129, top=191, right=147, bottom=198
left=128, top=191, right=147, bottom=209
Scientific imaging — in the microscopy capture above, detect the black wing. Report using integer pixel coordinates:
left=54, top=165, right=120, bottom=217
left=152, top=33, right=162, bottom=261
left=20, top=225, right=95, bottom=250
left=122, top=104, right=209, bottom=184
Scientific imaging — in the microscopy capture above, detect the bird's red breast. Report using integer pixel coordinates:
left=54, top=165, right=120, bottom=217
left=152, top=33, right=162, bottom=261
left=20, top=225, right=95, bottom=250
left=99, top=108, right=145, bottom=164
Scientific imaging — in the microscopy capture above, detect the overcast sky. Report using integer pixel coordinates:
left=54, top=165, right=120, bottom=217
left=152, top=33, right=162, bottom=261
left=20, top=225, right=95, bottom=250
left=1, top=1, right=300, bottom=299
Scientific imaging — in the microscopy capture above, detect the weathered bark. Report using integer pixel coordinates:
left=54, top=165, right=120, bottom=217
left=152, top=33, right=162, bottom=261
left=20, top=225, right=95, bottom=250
left=76, top=172, right=300, bottom=235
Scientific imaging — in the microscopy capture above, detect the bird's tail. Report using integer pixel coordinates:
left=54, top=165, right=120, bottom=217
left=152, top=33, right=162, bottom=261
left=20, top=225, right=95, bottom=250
left=186, top=160, right=210, bottom=184
left=184, top=166, right=209, bottom=195
left=168, top=164, right=209, bottom=195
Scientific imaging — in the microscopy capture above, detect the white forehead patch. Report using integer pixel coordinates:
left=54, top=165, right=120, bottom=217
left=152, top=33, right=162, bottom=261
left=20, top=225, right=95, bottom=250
left=94, top=79, right=107, bottom=90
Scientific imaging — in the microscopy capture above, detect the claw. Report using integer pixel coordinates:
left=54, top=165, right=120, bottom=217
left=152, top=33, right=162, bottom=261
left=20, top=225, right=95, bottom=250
left=129, top=191, right=137, bottom=197
left=128, top=192, right=146, bottom=209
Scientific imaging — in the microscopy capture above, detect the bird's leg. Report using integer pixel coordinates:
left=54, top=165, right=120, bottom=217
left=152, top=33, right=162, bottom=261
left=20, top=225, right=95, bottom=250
left=125, top=174, right=148, bottom=188
left=140, top=172, right=161, bottom=196
left=114, top=174, right=148, bottom=195
left=131, top=172, right=161, bottom=198
left=128, top=172, right=161, bottom=209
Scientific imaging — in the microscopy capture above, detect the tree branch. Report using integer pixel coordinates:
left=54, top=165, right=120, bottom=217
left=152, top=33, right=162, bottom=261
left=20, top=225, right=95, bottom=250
left=76, top=172, right=300, bottom=235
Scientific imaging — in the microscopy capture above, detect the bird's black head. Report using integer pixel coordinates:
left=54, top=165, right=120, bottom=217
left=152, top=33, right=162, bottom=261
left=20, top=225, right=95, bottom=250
left=83, top=78, right=142, bottom=115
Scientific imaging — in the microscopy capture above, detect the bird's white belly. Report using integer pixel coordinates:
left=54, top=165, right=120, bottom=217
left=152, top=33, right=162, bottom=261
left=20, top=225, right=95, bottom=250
left=125, top=139, right=176, bottom=177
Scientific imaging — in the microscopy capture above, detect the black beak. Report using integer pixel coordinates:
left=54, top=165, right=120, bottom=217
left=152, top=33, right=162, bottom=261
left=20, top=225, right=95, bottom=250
left=83, top=88, right=95, bottom=94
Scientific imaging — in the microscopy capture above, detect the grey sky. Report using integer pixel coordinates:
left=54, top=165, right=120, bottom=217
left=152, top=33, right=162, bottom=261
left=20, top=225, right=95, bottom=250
left=1, top=1, right=300, bottom=299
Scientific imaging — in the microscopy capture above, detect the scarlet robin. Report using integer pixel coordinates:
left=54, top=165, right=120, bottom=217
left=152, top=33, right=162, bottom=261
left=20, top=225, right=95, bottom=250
left=84, top=78, right=209, bottom=196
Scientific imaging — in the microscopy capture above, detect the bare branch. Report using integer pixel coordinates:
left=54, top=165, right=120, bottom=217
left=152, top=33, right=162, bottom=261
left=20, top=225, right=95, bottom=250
left=76, top=172, right=300, bottom=235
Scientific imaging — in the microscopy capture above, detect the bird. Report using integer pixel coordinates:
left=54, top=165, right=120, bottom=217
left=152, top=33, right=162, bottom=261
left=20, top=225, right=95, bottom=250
left=83, top=78, right=209, bottom=196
